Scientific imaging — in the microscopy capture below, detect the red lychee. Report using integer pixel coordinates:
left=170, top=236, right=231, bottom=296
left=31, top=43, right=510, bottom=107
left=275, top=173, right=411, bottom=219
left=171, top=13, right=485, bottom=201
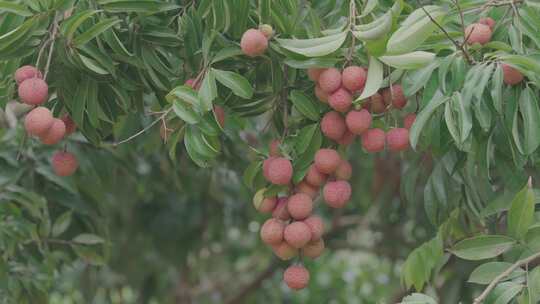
left=263, top=157, right=275, bottom=181
left=308, top=68, right=325, bottom=82
left=323, top=180, right=352, bottom=208
left=304, top=215, right=324, bottom=241
left=266, top=157, right=293, bottom=185
left=287, top=193, right=313, bottom=220
left=61, top=114, right=76, bottom=136
left=403, top=113, right=416, bottom=130
left=321, top=111, right=346, bottom=141
left=52, top=151, right=78, bottom=177
left=24, top=106, right=54, bottom=136
left=272, top=197, right=291, bottom=221
left=465, top=23, right=492, bottom=45
left=336, top=130, right=356, bottom=146
left=40, top=118, right=66, bottom=145
left=295, top=181, right=319, bottom=199
left=272, top=242, right=298, bottom=260
left=15, top=65, right=42, bottom=84
left=284, top=221, right=312, bottom=248
left=386, top=128, right=409, bottom=152
left=361, top=128, right=385, bottom=153
left=335, top=160, right=352, bottom=180
left=283, top=265, right=310, bottom=290
left=345, top=109, right=372, bottom=135
left=185, top=78, right=200, bottom=90
left=302, top=239, right=325, bottom=259
left=254, top=194, right=277, bottom=213
left=260, top=218, right=285, bottom=245
left=328, top=88, right=352, bottom=113
left=382, top=85, right=407, bottom=109
left=18, top=78, right=48, bottom=105
left=213, top=105, right=225, bottom=127
left=318, top=68, right=342, bottom=93
left=342, top=66, right=367, bottom=92
left=314, top=148, right=341, bottom=174
left=315, top=85, right=328, bottom=103
left=502, top=63, right=524, bottom=85
left=240, top=29, right=268, bottom=57
left=478, top=17, right=495, bottom=29
left=305, top=165, right=327, bottom=187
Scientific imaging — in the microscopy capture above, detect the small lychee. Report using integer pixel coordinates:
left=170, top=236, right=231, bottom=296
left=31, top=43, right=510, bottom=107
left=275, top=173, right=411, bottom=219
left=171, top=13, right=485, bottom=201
left=502, top=63, right=524, bottom=85
left=253, top=189, right=277, bottom=213
left=266, top=157, right=293, bottom=185
left=18, top=78, right=48, bottom=105
left=345, top=109, right=372, bottom=135
left=342, top=66, right=367, bottom=92
left=465, top=23, right=492, bottom=45
left=382, top=85, right=407, bottom=109
left=305, top=165, right=327, bottom=187
left=403, top=113, right=416, bottom=130
left=40, top=118, right=66, bottom=145
left=386, top=128, right=409, bottom=152
left=307, top=68, right=325, bottom=82
left=321, top=111, right=346, bottom=141
left=52, top=151, right=78, bottom=177
left=314, top=148, right=341, bottom=174
left=24, top=106, right=54, bottom=136
left=272, top=242, right=298, bottom=260
left=318, top=68, right=342, bottom=93
left=361, top=128, right=385, bottom=153
left=15, top=65, right=42, bottom=84
left=323, top=180, right=352, bottom=208
left=284, top=221, right=312, bottom=248
left=272, top=197, right=291, bottom=221
left=328, top=88, right=352, bottom=113
left=287, top=193, right=313, bottom=220
left=302, top=239, right=325, bottom=259
left=336, top=130, right=355, bottom=146
left=335, top=160, right=352, bottom=180
left=260, top=218, right=285, bottom=245
left=61, top=114, right=76, bottom=136
left=283, top=265, right=310, bottom=290
left=240, top=29, right=268, bottom=57
left=304, top=215, right=324, bottom=241
left=185, top=78, right=200, bottom=90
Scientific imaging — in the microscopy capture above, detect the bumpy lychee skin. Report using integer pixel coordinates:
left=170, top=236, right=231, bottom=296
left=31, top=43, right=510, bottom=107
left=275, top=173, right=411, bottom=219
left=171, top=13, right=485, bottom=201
left=302, top=239, right=325, bottom=259
left=335, top=160, right=352, bottom=180
left=284, top=221, right=312, bottom=248
left=269, top=139, right=281, bottom=157
left=287, top=193, right=313, bottom=220
left=369, top=92, right=386, bottom=113
left=336, top=130, right=355, bottom=146
left=272, top=242, right=298, bottom=260
left=345, top=109, right=372, bottom=135
left=24, top=106, right=54, bottom=136
left=465, top=23, right=492, bottom=45
left=260, top=218, right=285, bottom=245
left=304, top=215, right=324, bottom=241
left=342, top=66, right=367, bottom=92
left=259, top=24, right=274, bottom=38
left=321, top=111, right=346, bottom=141
left=253, top=190, right=277, bottom=213
left=240, top=29, right=268, bottom=57
left=18, top=78, right=48, bottom=105
left=295, top=181, right=319, bottom=199
left=323, top=181, right=352, bottom=208
left=403, top=113, right=416, bottom=130
left=308, top=68, right=325, bottom=82
left=314, top=148, right=341, bottom=174
left=318, top=68, right=342, bottom=93
left=52, top=151, right=78, bottom=177
left=328, top=88, right=352, bottom=113
left=40, top=118, right=66, bottom=145
left=478, top=17, right=495, bottom=29
left=266, top=157, right=293, bottom=185
left=262, top=157, right=275, bottom=181
left=361, top=128, right=386, bottom=153
left=213, top=105, right=225, bottom=127
left=502, top=63, right=524, bottom=85
left=315, top=85, right=328, bottom=103
left=386, top=128, right=409, bottom=152
left=272, top=197, right=291, bottom=220
left=305, top=165, right=327, bottom=187
left=15, top=65, right=42, bottom=84
left=382, top=85, right=407, bottom=109
left=61, top=114, right=76, bottom=136
left=283, top=265, right=310, bottom=290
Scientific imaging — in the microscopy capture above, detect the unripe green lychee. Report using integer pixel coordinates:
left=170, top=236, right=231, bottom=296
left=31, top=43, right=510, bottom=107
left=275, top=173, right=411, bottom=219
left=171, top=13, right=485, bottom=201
left=321, top=111, right=346, bottom=141
left=314, top=148, right=341, bottom=174
left=272, top=242, right=298, bottom=260
left=284, top=221, right=312, bottom=248
left=478, top=17, right=495, bottom=29
left=305, top=165, right=327, bottom=187
left=15, top=65, right=42, bottom=84
left=336, top=130, right=355, bottom=146
left=318, top=68, right=342, bottom=93
left=295, top=181, right=319, bottom=199
left=18, top=78, right=48, bottom=105
left=61, top=114, right=76, bottom=136
left=302, top=239, right=325, bottom=259
left=345, top=109, right=371, bottom=135
left=304, top=215, right=324, bottom=241
left=361, top=128, right=385, bottom=153
left=315, top=85, right=328, bottom=103
left=502, top=63, right=524, bottom=85
left=323, top=180, right=351, bottom=208
left=266, top=157, right=293, bottom=185
left=465, top=23, right=492, bottom=45
left=307, top=68, right=325, bottom=82
left=259, top=24, right=274, bottom=38
left=328, top=88, right=352, bottom=113
left=24, top=106, right=54, bottom=136
left=240, top=29, right=268, bottom=57
left=260, top=218, right=285, bottom=245
left=335, top=160, right=352, bottom=180
left=283, top=265, right=310, bottom=290
left=287, top=193, right=313, bottom=220
left=52, top=151, right=78, bottom=177
left=342, top=66, right=367, bottom=92
left=40, top=118, right=66, bottom=145
left=386, top=128, right=409, bottom=152
left=272, top=197, right=291, bottom=221
left=382, top=85, right=407, bottom=109
left=403, top=113, right=416, bottom=130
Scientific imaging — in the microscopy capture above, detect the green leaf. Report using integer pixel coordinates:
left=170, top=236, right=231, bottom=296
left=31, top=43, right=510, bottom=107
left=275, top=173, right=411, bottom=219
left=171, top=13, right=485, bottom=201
left=198, top=70, right=217, bottom=112
left=528, top=267, right=540, bottom=303
left=0, top=1, right=32, bottom=16
left=508, top=184, right=535, bottom=240
left=379, top=51, right=436, bottom=70
left=357, top=56, right=383, bottom=100
left=98, top=0, right=180, bottom=13
left=284, top=58, right=340, bottom=69
left=295, top=123, right=319, bottom=154
left=52, top=211, right=73, bottom=237
left=402, top=60, right=440, bottom=97
left=276, top=31, right=347, bottom=57
left=400, top=293, right=437, bottom=304
left=289, top=90, right=319, bottom=121
left=491, top=64, right=504, bottom=114
left=485, top=282, right=522, bottom=304
left=73, top=233, right=105, bottom=245
left=213, top=69, right=253, bottom=99
left=243, top=161, right=262, bottom=189
left=452, top=235, right=516, bottom=260
left=61, top=10, right=100, bottom=42
left=410, top=90, right=447, bottom=149
left=73, top=18, right=121, bottom=46
left=468, top=262, right=525, bottom=284
left=519, top=88, right=540, bottom=155
left=211, top=47, right=243, bottom=63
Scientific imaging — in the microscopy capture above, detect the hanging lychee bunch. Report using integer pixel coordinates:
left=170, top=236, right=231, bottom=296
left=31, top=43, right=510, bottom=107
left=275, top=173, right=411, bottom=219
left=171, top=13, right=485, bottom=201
left=15, top=65, right=79, bottom=177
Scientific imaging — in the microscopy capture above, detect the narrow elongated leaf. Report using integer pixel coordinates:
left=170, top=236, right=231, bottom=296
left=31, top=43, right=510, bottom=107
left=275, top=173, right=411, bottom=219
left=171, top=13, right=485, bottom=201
left=289, top=90, right=319, bottom=121
left=508, top=185, right=535, bottom=240
left=379, top=51, right=435, bottom=70
left=198, top=70, right=217, bottom=112
left=73, top=18, right=121, bottom=46
left=410, top=91, right=447, bottom=149
left=276, top=31, right=347, bottom=57
left=98, top=0, right=180, bottom=13
left=357, top=56, right=383, bottom=100
left=52, top=211, right=73, bottom=237
left=213, top=69, right=253, bottom=99
left=452, top=235, right=516, bottom=260
left=0, top=1, right=32, bottom=16
left=519, top=88, right=540, bottom=154
left=73, top=233, right=105, bottom=245
left=468, top=262, right=525, bottom=284
left=485, top=282, right=522, bottom=304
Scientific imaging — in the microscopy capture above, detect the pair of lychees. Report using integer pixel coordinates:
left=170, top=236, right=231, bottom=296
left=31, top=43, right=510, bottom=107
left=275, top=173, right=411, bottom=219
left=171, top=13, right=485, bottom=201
left=240, top=25, right=273, bottom=57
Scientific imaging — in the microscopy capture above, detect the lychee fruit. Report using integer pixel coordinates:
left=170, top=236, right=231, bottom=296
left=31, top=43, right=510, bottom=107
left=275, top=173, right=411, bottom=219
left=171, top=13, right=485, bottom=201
left=272, top=242, right=298, bottom=260
left=302, top=239, right=325, bottom=259
left=342, top=66, right=367, bottom=92
left=403, top=113, right=416, bottom=130
left=336, top=130, right=355, bottom=146
left=260, top=218, right=285, bottom=245
left=328, top=88, right=352, bottom=113
left=52, top=151, right=78, bottom=177
left=269, top=139, right=281, bottom=157
left=478, top=17, right=495, bottom=29
left=61, top=114, right=76, bottom=136
left=40, top=118, right=66, bottom=145
left=465, top=23, right=492, bottom=45
left=295, top=181, right=319, bottom=199
left=18, top=78, right=48, bottom=105
left=345, top=109, right=371, bottom=135
left=321, top=111, right=346, bottom=141
left=262, top=157, right=275, bottom=181
left=361, top=128, right=385, bottom=153
left=314, top=148, right=341, bottom=174
left=315, top=85, right=328, bottom=103
left=253, top=190, right=277, bottom=213
left=284, top=221, right=312, bottom=248
left=240, top=29, right=268, bottom=57
left=185, top=78, right=200, bottom=90
left=502, top=63, right=524, bottom=85
left=305, top=165, right=327, bottom=187
left=265, top=157, right=293, bottom=185
left=308, top=68, right=325, bottom=82
left=304, top=215, right=324, bottom=241
left=272, top=197, right=291, bottom=221
left=259, top=24, right=274, bottom=38
left=24, top=106, right=54, bottom=136
left=213, top=105, right=225, bottom=127
left=323, top=180, right=352, bottom=208
left=318, top=68, right=342, bottom=93
left=382, top=85, right=407, bottom=109
left=14, top=65, right=42, bottom=84
left=335, top=160, right=352, bottom=180
left=283, top=265, right=310, bottom=290
left=287, top=193, right=313, bottom=220
left=386, top=128, right=409, bottom=152
left=368, top=92, right=386, bottom=113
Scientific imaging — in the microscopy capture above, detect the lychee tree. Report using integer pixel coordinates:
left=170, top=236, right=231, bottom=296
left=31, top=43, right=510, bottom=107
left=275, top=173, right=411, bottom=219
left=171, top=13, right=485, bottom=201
left=3, top=0, right=540, bottom=302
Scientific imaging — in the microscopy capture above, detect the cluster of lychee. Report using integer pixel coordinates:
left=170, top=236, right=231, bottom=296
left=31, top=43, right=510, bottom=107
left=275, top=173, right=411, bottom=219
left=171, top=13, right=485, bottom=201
left=240, top=25, right=273, bottom=57
left=15, top=65, right=78, bottom=177
left=310, top=66, right=415, bottom=153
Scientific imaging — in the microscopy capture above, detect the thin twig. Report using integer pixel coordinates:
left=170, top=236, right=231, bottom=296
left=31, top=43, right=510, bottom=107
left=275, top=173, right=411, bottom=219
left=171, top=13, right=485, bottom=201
left=113, top=108, right=172, bottom=146
left=43, top=14, right=60, bottom=80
